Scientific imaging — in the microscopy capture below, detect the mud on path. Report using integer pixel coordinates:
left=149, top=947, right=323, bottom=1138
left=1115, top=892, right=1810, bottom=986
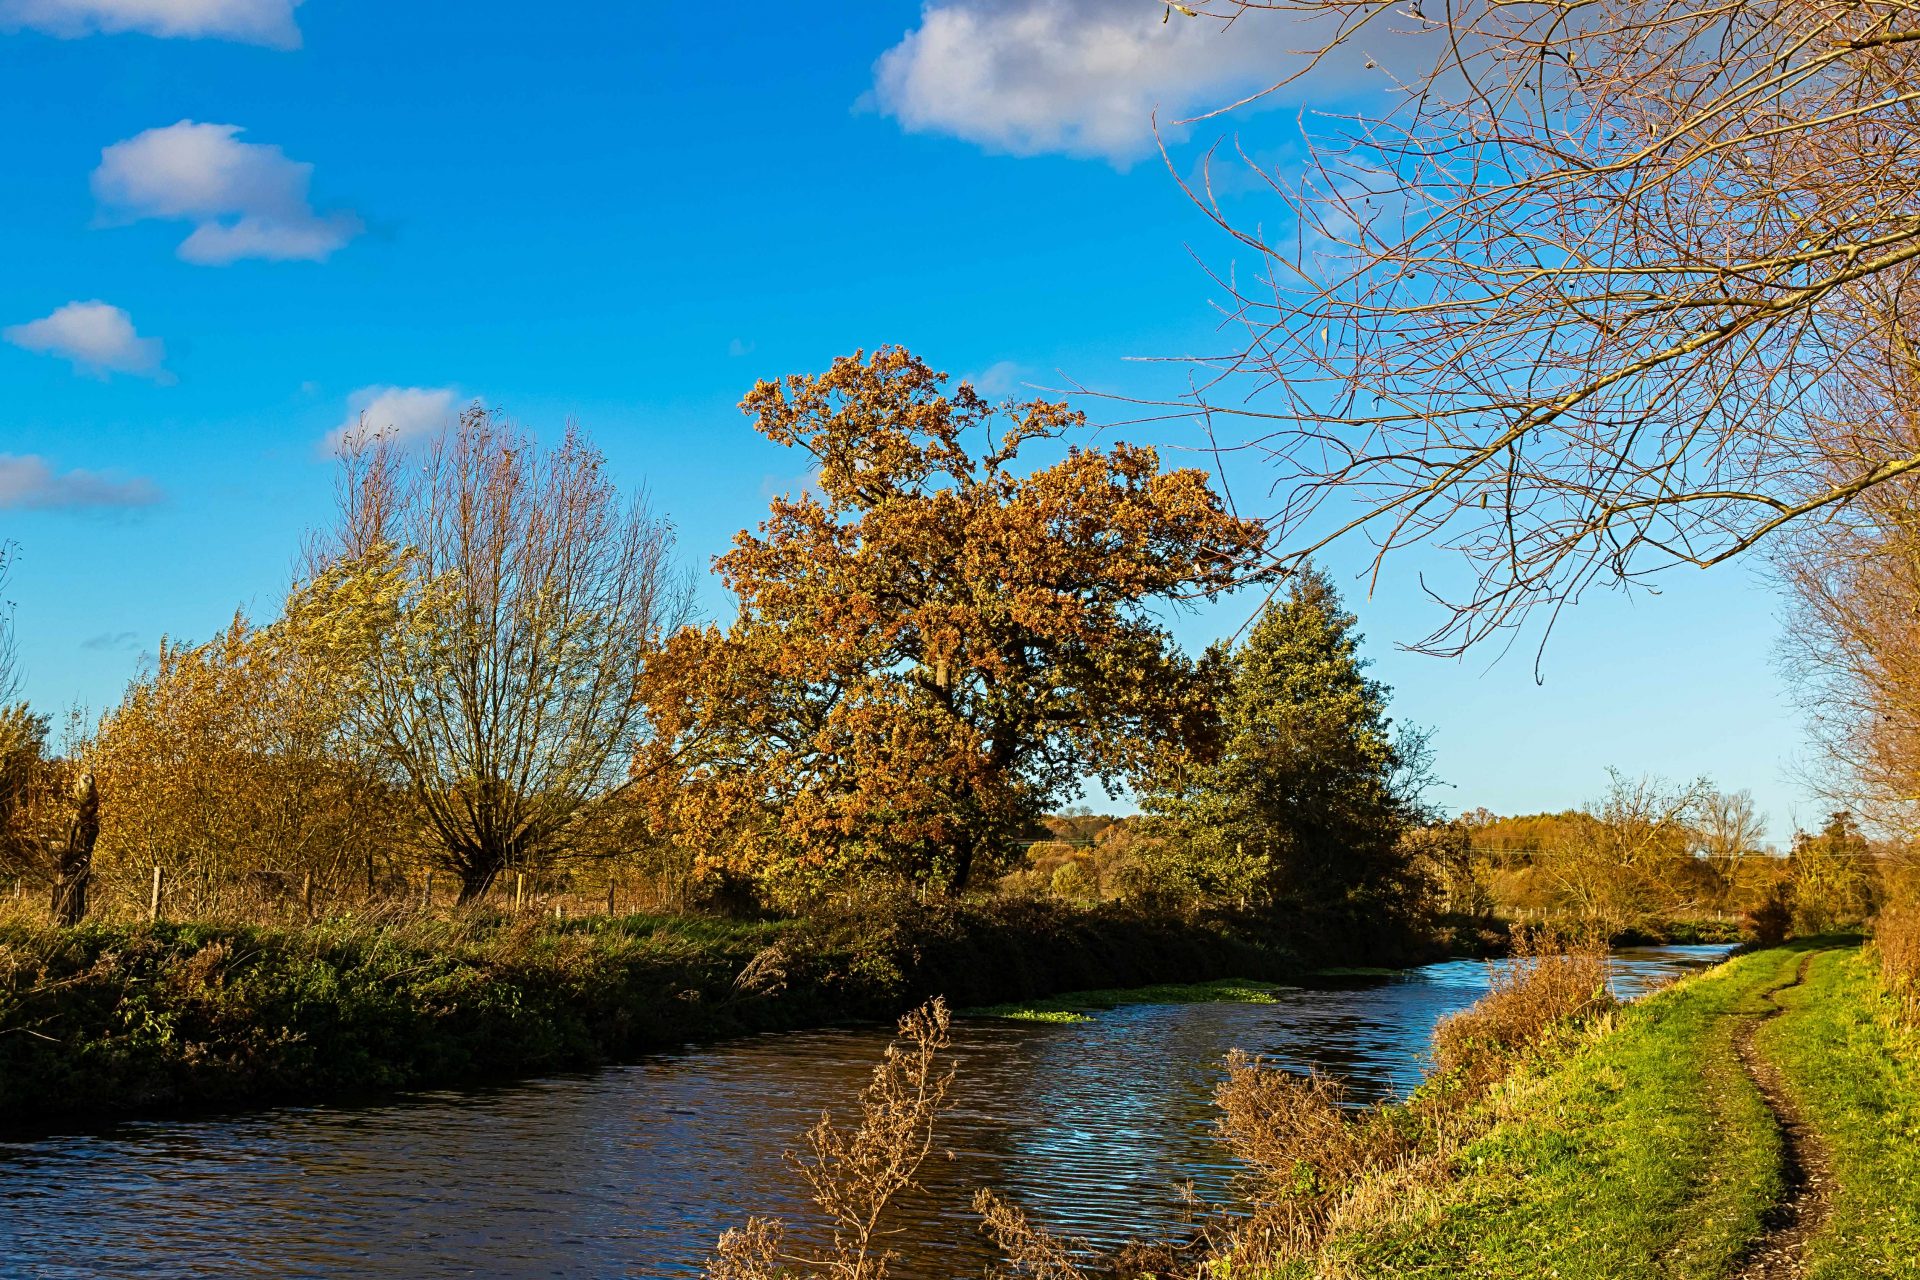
left=1730, top=953, right=1832, bottom=1280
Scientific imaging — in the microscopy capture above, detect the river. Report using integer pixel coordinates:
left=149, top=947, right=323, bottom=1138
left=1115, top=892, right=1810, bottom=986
left=0, top=943, right=1732, bottom=1278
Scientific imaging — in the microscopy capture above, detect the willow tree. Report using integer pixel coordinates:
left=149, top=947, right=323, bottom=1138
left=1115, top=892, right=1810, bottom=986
left=1161, top=0, right=1920, bottom=651
left=637, top=348, right=1268, bottom=902
left=299, top=411, right=691, bottom=900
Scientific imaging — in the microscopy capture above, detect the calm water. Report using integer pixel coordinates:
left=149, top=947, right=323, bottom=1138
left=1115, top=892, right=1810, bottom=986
left=0, top=944, right=1731, bottom=1278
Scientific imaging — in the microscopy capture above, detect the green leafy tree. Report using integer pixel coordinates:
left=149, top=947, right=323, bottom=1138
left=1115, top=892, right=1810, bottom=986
left=1142, top=567, right=1429, bottom=937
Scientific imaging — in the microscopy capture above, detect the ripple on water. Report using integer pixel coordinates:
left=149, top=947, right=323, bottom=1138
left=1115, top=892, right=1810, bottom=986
left=0, top=944, right=1732, bottom=1278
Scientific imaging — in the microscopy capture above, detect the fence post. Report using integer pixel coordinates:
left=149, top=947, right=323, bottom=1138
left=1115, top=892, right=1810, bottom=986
left=148, top=864, right=163, bottom=923
left=513, top=871, right=525, bottom=914
left=422, top=871, right=433, bottom=911
left=605, top=880, right=616, bottom=918
left=302, top=871, right=315, bottom=921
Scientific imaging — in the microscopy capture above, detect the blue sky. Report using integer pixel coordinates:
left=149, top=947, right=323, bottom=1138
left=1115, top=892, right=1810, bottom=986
left=0, top=0, right=1810, bottom=838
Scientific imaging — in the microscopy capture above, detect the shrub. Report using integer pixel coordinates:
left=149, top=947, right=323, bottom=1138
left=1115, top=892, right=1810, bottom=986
left=1874, top=892, right=1920, bottom=1024
left=1746, top=882, right=1794, bottom=947
left=1213, top=1050, right=1412, bottom=1261
left=1430, top=928, right=1614, bottom=1086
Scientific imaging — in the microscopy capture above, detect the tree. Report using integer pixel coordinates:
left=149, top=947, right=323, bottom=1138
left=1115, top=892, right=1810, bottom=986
left=637, top=347, right=1268, bottom=902
left=299, top=410, right=691, bottom=901
left=1778, top=400, right=1920, bottom=837
left=0, top=541, right=18, bottom=705
left=1140, top=566, right=1428, bottom=932
left=89, top=612, right=405, bottom=896
left=1789, top=810, right=1881, bottom=933
left=0, top=702, right=50, bottom=878
left=1699, top=789, right=1768, bottom=868
left=1539, top=772, right=1713, bottom=934
left=1156, top=1, right=1920, bottom=651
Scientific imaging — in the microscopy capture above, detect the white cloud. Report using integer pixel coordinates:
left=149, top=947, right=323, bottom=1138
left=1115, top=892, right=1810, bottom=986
left=967, top=359, right=1025, bottom=397
left=326, top=385, right=461, bottom=452
left=0, top=0, right=302, bottom=46
left=93, top=121, right=360, bottom=264
left=3, top=300, right=168, bottom=380
left=871, top=0, right=1325, bottom=165
left=0, top=455, right=161, bottom=510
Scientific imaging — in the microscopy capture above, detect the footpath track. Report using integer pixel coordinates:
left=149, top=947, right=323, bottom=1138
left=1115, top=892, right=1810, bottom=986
left=1729, top=952, right=1833, bottom=1280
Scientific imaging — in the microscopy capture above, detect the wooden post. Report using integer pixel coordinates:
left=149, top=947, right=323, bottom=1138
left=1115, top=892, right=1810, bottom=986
left=605, top=880, right=616, bottom=918
left=422, top=871, right=434, bottom=910
left=302, top=871, right=315, bottom=921
left=513, top=871, right=525, bottom=914
left=148, top=864, right=163, bottom=923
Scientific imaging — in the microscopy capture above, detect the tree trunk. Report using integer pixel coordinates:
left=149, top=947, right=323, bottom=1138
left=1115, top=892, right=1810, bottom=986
left=455, top=849, right=509, bottom=904
left=51, top=773, right=99, bottom=927
left=949, top=832, right=975, bottom=895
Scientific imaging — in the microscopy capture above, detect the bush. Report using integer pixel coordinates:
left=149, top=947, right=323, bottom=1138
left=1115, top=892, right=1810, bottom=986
left=1746, top=882, right=1794, bottom=946
left=1874, top=894, right=1920, bottom=1023
left=0, top=897, right=1302, bottom=1129
left=1430, top=929, right=1614, bottom=1086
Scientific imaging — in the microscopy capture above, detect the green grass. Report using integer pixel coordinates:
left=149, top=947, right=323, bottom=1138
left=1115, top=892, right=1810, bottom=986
left=964, top=977, right=1284, bottom=1020
left=1762, top=948, right=1920, bottom=1280
left=1275, top=946, right=1807, bottom=1279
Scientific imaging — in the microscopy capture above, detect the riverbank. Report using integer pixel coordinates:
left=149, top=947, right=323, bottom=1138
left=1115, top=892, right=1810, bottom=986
left=0, top=897, right=1318, bottom=1132
left=1264, top=939, right=1920, bottom=1279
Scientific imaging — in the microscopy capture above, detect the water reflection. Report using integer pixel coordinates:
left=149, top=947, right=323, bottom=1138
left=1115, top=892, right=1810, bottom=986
left=0, top=944, right=1731, bottom=1278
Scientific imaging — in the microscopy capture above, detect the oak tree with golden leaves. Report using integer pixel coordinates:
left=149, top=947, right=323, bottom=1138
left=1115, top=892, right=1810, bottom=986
left=637, top=348, right=1268, bottom=901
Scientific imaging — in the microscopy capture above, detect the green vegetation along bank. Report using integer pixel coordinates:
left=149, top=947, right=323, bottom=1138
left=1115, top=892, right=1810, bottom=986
left=1273, top=940, right=1920, bottom=1279
left=0, top=897, right=1314, bottom=1133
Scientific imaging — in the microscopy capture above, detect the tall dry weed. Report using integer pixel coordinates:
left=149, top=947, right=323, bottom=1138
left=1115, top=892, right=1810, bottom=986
left=1212, top=1051, right=1414, bottom=1265
left=1431, top=928, right=1614, bottom=1086
left=707, top=999, right=954, bottom=1280
left=972, top=1189, right=1097, bottom=1279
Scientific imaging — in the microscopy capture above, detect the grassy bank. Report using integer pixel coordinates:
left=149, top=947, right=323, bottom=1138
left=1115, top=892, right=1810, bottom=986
left=0, top=897, right=1303, bottom=1132
left=1761, top=948, right=1920, bottom=1279
left=1263, top=940, right=1918, bottom=1279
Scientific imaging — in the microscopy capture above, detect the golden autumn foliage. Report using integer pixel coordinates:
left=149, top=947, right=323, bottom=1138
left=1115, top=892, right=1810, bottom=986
left=0, top=702, right=56, bottom=879
left=638, top=347, right=1268, bottom=903
left=68, top=413, right=693, bottom=912
left=88, top=611, right=406, bottom=891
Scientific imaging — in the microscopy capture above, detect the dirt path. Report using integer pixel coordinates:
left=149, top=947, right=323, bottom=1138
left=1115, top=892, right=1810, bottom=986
left=1729, top=952, right=1832, bottom=1280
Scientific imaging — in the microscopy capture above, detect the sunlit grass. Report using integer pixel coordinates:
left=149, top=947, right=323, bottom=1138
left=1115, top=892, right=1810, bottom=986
left=1764, top=948, right=1920, bottom=1280
left=1271, top=945, right=1797, bottom=1279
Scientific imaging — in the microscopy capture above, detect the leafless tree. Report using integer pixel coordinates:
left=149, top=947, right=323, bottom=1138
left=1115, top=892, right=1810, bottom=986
left=1777, top=383, right=1920, bottom=837
left=1544, top=770, right=1712, bottom=931
left=1699, top=788, right=1768, bottom=867
left=300, top=410, right=694, bottom=901
left=1150, top=0, right=1920, bottom=652
left=0, top=541, right=19, bottom=704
